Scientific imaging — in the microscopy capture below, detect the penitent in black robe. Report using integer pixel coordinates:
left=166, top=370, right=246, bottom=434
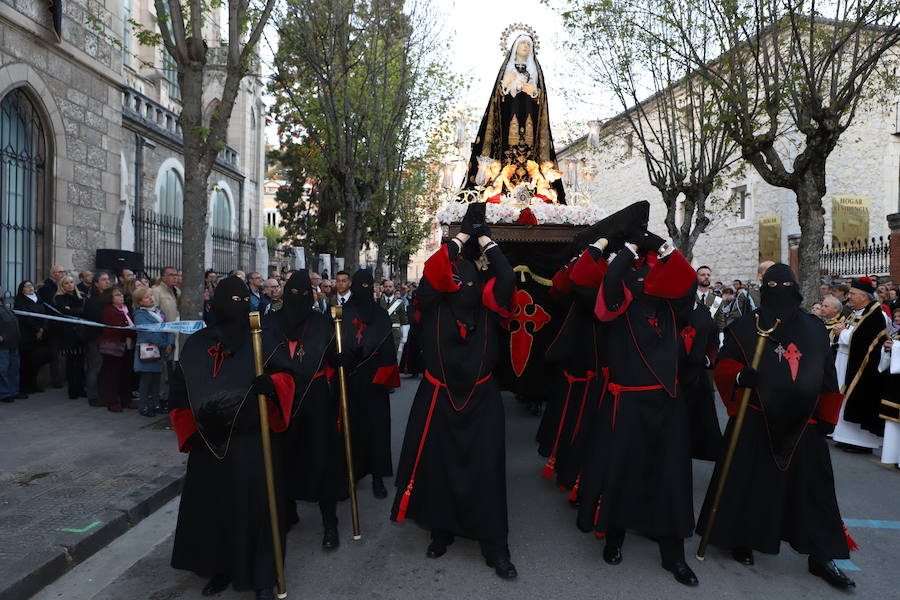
left=678, top=303, right=724, bottom=462
left=339, top=301, right=400, bottom=480
left=168, top=327, right=295, bottom=592
left=697, top=308, right=848, bottom=558
left=262, top=310, right=347, bottom=505
left=390, top=241, right=515, bottom=543
left=575, top=248, right=697, bottom=540
left=537, top=247, right=608, bottom=491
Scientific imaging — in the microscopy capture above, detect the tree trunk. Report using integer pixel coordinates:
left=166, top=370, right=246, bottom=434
left=342, top=205, right=363, bottom=272
left=179, top=68, right=212, bottom=321
left=795, top=166, right=827, bottom=303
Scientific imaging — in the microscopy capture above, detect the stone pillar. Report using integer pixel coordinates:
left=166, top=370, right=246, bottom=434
left=888, top=213, right=900, bottom=283
left=788, top=234, right=801, bottom=278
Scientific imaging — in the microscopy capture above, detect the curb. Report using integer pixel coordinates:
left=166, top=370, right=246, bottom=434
left=0, top=465, right=184, bottom=600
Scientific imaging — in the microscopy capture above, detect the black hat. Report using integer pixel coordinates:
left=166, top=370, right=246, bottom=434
left=850, top=277, right=876, bottom=295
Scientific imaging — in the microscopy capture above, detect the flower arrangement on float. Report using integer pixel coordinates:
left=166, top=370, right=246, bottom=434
left=436, top=196, right=606, bottom=227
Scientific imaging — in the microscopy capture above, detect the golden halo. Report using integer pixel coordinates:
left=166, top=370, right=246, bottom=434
left=499, top=23, right=540, bottom=55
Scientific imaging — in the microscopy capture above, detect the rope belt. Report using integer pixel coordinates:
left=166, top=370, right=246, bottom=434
left=607, top=382, right=667, bottom=430
left=542, top=370, right=597, bottom=479
left=394, top=369, right=492, bottom=522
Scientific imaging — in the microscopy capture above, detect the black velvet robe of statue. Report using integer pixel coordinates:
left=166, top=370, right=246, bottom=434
left=697, top=309, right=848, bottom=559
left=678, top=304, right=724, bottom=462
left=262, top=310, right=347, bottom=504
left=339, top=299, right=400, bottom=480
left=168, top=327, right=294, bottom=592
left=390, top=242, right=515, bottom=543
left=575, top=249, right=697, bottom=540
left=842, top=301, right=888, bottom=435
left=537, top=247, right=608, bottom=490
left=462, top=36, right=565, bottom=204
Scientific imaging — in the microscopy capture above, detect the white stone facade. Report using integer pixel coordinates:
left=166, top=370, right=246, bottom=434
left=558, top=98, right=900, bottom=284
left=0, top=0, right=267, bottom=290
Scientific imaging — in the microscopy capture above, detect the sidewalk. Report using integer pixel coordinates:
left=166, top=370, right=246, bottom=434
left=0, top=388, right=186, bottom=600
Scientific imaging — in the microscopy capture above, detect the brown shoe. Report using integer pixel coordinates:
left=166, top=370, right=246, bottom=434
left=108, top=404, right=123, bottom=413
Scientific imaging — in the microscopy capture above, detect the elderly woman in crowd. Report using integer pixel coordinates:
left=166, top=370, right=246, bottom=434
left=14, top=280, right=50, bottom=394
left=53, top=275, right=87, bottom=399
left=132, top=287, right=173, bottom=417
left=96, top=288, right=136, bottom=412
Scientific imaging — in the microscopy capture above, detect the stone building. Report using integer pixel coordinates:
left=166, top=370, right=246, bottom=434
left=557, top=93, right=900, bottom=285
left=0, top=0, right=266, bottom=303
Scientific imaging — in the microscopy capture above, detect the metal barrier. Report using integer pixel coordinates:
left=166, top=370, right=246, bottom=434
left=819, top=237, right=889, bottom=280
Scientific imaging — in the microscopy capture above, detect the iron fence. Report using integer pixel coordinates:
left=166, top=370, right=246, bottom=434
left=133, top=210, right=255, bottom=280
left=133, top=209, right=183, bottom=279
left=819, top=236, right=889, bottom=280
left=211, top=227, right=255, bottom=275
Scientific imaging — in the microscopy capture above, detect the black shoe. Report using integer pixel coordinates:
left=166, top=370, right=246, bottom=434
left=603, top=543, right=623, bottom=565
left=201, top=573, right=231, bottom=596
left=0, top=396, right=14, bottom=403
left=139, top=408, right=156, bottom=417
left=255, top=588, right=275, bottom=600
left=663, top=561, right=699, bottom=586
left=808, top=558, right=856, bottom=589
left=372, top=476, right=387, bottom=499
left=14, top=392, right=28, bottom=399
left=426, top=539, right=448, bottom=558
left=486, top=554, right=518, bottom=579
left=322, top=526, right=339, bottom=550
left=88, top=398, right=105, bottom=407
left=732, top=547, right=754, bottom=565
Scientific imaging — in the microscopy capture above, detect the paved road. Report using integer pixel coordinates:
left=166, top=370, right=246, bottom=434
left=32, top=377, right=900, bottom=600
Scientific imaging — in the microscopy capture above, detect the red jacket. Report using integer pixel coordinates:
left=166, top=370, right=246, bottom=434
left=97, top=304, right=136, bottom=347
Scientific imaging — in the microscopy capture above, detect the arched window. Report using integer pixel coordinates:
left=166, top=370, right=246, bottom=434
left=1, top=89, right=46, bottom=304
left=159, top=167, right=183, bottom=220
left=212, top=187, right=232, bottom=232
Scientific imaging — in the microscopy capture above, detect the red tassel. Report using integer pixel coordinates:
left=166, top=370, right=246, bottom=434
left=843, top=520, right=860, bottom=552
left=395, top=486, right=411, bottom=522
left=541, top=460, right=555, bottom=479
left=568, top=479, right=580, bottom=503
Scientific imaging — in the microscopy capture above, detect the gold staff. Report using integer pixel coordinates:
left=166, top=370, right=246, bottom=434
left=696, top=314, right=780, bottom=561
left=248, top=311, right=288, bottom=599
left=331, top=305, right=362, bottom=540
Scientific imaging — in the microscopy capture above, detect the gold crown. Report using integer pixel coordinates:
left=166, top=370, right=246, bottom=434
left=500, top=23, right=540, bottom=54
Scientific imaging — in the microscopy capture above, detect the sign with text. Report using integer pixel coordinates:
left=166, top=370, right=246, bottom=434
left=758, top=216, right=782, bottom=263
left=832, top=195, right=870, bottom=245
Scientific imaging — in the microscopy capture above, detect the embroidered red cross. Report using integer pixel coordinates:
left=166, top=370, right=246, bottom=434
left=783, top=342, right=802, bottom=381
left=207, top=343, right=227, bottom=378
left=351, top=317, right=367, bottom=346
left=680, top=325, right=696, bottom=354
left=503, top=289, right=551, bottom=377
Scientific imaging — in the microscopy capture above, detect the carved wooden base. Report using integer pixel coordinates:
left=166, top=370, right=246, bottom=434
left=442, top=222, right=589, bottom=244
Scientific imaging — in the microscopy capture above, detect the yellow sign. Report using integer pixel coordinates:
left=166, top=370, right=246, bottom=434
left=758, top=216, right=781, bottom=263
left=831, top=195, right=870, bottom=245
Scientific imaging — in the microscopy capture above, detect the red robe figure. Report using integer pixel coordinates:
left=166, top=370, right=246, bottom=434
left=677, top=282, right=724, bottom=462
left=339, top=269, right=400, bottom=499
left=698, top=263, right=855, bottom=589
left=262, top=270, right=347, bottom=550
left=390, top=203, right=518, bottom=579
left=537, top=245, right=607, bottom=493
left=575, top=233, right=699, bottom=587
left=168, top=276, right=295, bottom=600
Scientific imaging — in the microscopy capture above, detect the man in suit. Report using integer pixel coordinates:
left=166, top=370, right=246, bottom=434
left=696, top=266, right=723, bottom=325
left=329, top=271, right=352, bottom=307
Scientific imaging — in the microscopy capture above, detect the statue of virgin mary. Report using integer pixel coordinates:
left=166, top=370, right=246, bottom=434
left=463, top=27, right=566, bottom=204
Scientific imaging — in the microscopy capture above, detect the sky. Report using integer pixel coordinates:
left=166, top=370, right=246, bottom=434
left=263, top=0, right=616, bottom=149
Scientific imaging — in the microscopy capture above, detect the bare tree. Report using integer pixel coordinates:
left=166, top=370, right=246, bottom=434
left=560, top=1, right=741, bottom=262
left=648, top=0, right=900, bottom=299
left=150, top=0, right=276, bottom=318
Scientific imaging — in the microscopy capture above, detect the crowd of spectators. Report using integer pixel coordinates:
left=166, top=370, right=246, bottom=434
left=0, top=263, right=419, bottom=407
